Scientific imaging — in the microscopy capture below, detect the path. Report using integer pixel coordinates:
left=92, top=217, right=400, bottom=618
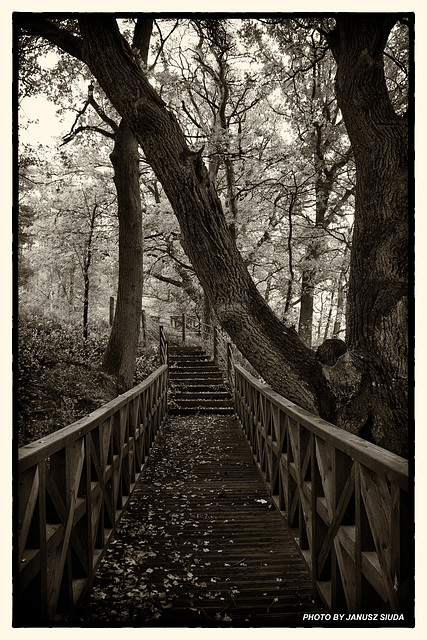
left=76, top=413, right=325, bottom=627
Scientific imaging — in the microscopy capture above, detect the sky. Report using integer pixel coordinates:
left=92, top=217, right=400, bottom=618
left=19, top=48, right=77, bottom=147
left=20, top=95, right=74, bottom=147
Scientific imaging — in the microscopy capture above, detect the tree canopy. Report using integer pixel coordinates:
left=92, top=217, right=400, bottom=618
left=16, top=14, right=411, bottom=456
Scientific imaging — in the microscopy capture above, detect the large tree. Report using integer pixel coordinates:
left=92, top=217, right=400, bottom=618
left=17, top=14, right=410, bottom=456
left=322, top=16, right=409, bottom=454
left=100, top=18, right=153, bottom=389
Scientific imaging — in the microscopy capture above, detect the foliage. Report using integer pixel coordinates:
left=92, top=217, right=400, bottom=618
left=17, top=312, right=110, bottom=445
left=145, top=18, right=355, bottom=343
left=17, top=311, right=164, bottom=447
left=17, top=18, right=359, bottom=345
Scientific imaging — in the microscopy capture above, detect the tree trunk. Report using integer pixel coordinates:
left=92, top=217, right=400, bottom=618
left=101, top=18, right=152, bottom=390
left=77, top=16, right=335, bottom=419
left=82, top=268, right=89, bottom=341
left=298, top=261, right=316, bottom=347
left=323, top=286, right=335, bottom=342
left=101, top=121, right=143, bottom=389
left=82, top=203, right=97, bottom=342
left=333, top=267, right=346, bottom=337
left=327, top=16, right=409, bottom=455
left=298, top=118, right=347, bottom=347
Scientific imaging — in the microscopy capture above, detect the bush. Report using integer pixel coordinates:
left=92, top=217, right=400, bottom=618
left=16, top=313, right=111, bottom=446
left=16, top=313, right=165, bottom=447
left=133, top=345, right=159, bottom=384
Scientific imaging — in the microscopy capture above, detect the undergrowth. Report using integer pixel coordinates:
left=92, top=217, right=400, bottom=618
left=16, top=313, right=160, bottom=447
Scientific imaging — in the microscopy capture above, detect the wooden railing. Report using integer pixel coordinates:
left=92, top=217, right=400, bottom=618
left=234, top=364, right=411, bottom=615
left=16, top=364, right=168, bottom=624
left=159, top=325, right=168, bottom=365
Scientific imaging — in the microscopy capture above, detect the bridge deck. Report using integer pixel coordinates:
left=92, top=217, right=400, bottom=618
left=76, top=414, right=325, bottom=627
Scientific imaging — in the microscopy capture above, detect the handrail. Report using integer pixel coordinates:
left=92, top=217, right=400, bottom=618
left=16, top=364, right=168, bottom=624
left=233, top=363, right=411, bottom=615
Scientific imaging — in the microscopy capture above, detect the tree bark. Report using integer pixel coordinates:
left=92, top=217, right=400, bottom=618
left=101, top=18, right=153, bottom=389
left=333, top=264, right=347, bottom=337
left=326, top=16, right=409, bottom=455
left=298, top=261, right=316, bottom=347
left=298, top=121, right=350, bottom=348
left=82, top=202, right=97, bottom=342
left=101, top=121, right=143, bottom=388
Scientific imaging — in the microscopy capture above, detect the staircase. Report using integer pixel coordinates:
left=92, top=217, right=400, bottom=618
left=168, top=346, right=234, bottom=415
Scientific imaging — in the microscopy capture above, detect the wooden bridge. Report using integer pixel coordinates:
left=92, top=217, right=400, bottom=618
left=15, top=321, right=412, bottom=626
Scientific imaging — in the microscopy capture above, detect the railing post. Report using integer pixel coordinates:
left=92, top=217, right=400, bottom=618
left=213, top=327, right=218, bottom=364
left=182, top=313, right=186, bottom=345
left=159, top=326, right=168, bottom=365
left=227, top=342, right=233, bottom=386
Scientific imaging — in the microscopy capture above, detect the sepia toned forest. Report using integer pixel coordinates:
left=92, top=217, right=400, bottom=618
left=17, top=15, right=411, bottom=455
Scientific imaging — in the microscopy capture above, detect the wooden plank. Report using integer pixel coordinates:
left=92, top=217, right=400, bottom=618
left=334, top=541, right=357, bottom=612
left=362, top=552, right=389, bottom=602
left=17, top=365, right=168, bottom=624
left=360, top=464, right=400, bottom=612
left=233, top=366, right=410, bottom=617
left=77, top=414, right=326, bottom=625
left=354, top=462, right=363, bottom=609
left=38, top=462, right=48, bottom=619
left=317, top=465, right=355, bottom=577
left=18, top=466, right=39, bottom=560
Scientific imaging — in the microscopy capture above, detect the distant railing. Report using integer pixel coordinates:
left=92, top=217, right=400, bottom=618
left=234, top=364, right=411, bottom=615
left=16, top=365, right=168, bottom=624
left=159, top=325, right=168, bottom=365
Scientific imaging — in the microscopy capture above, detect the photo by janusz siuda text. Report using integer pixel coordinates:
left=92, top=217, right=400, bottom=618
left=303, top=613, right=406, bottom=624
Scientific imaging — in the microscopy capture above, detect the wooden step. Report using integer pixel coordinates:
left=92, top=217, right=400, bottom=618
left=170, top=361, right=218, bottom=368
left=168, top=347, right=233, bottom=415
left=169, top=373, right=224, bottom=382
left=169, top=346, right=204, bottom=355
left=171, top=383, right=230, bottom=392
left=171, top=398, right=234, bottom=409
left=169, top=406, right=234, bottom=415
left=173, top=391, right=231, bottom=400
left=170, top=367, right=220, bottom=375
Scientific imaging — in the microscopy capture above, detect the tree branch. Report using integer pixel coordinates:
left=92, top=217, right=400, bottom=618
left=149, top=272, right=184, bottom=288
left=60, top=125, right=115, bottom=146
left=17, top=14, right=86, bottom=63
left=88, top=94, right=119, bottom=133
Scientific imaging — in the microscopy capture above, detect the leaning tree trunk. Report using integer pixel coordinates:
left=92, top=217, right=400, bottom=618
left=102, top=121, right=143, bottom=389
left=78, top=16, right=336, bottom=420
left=326, top=16, right=409, bottom=455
